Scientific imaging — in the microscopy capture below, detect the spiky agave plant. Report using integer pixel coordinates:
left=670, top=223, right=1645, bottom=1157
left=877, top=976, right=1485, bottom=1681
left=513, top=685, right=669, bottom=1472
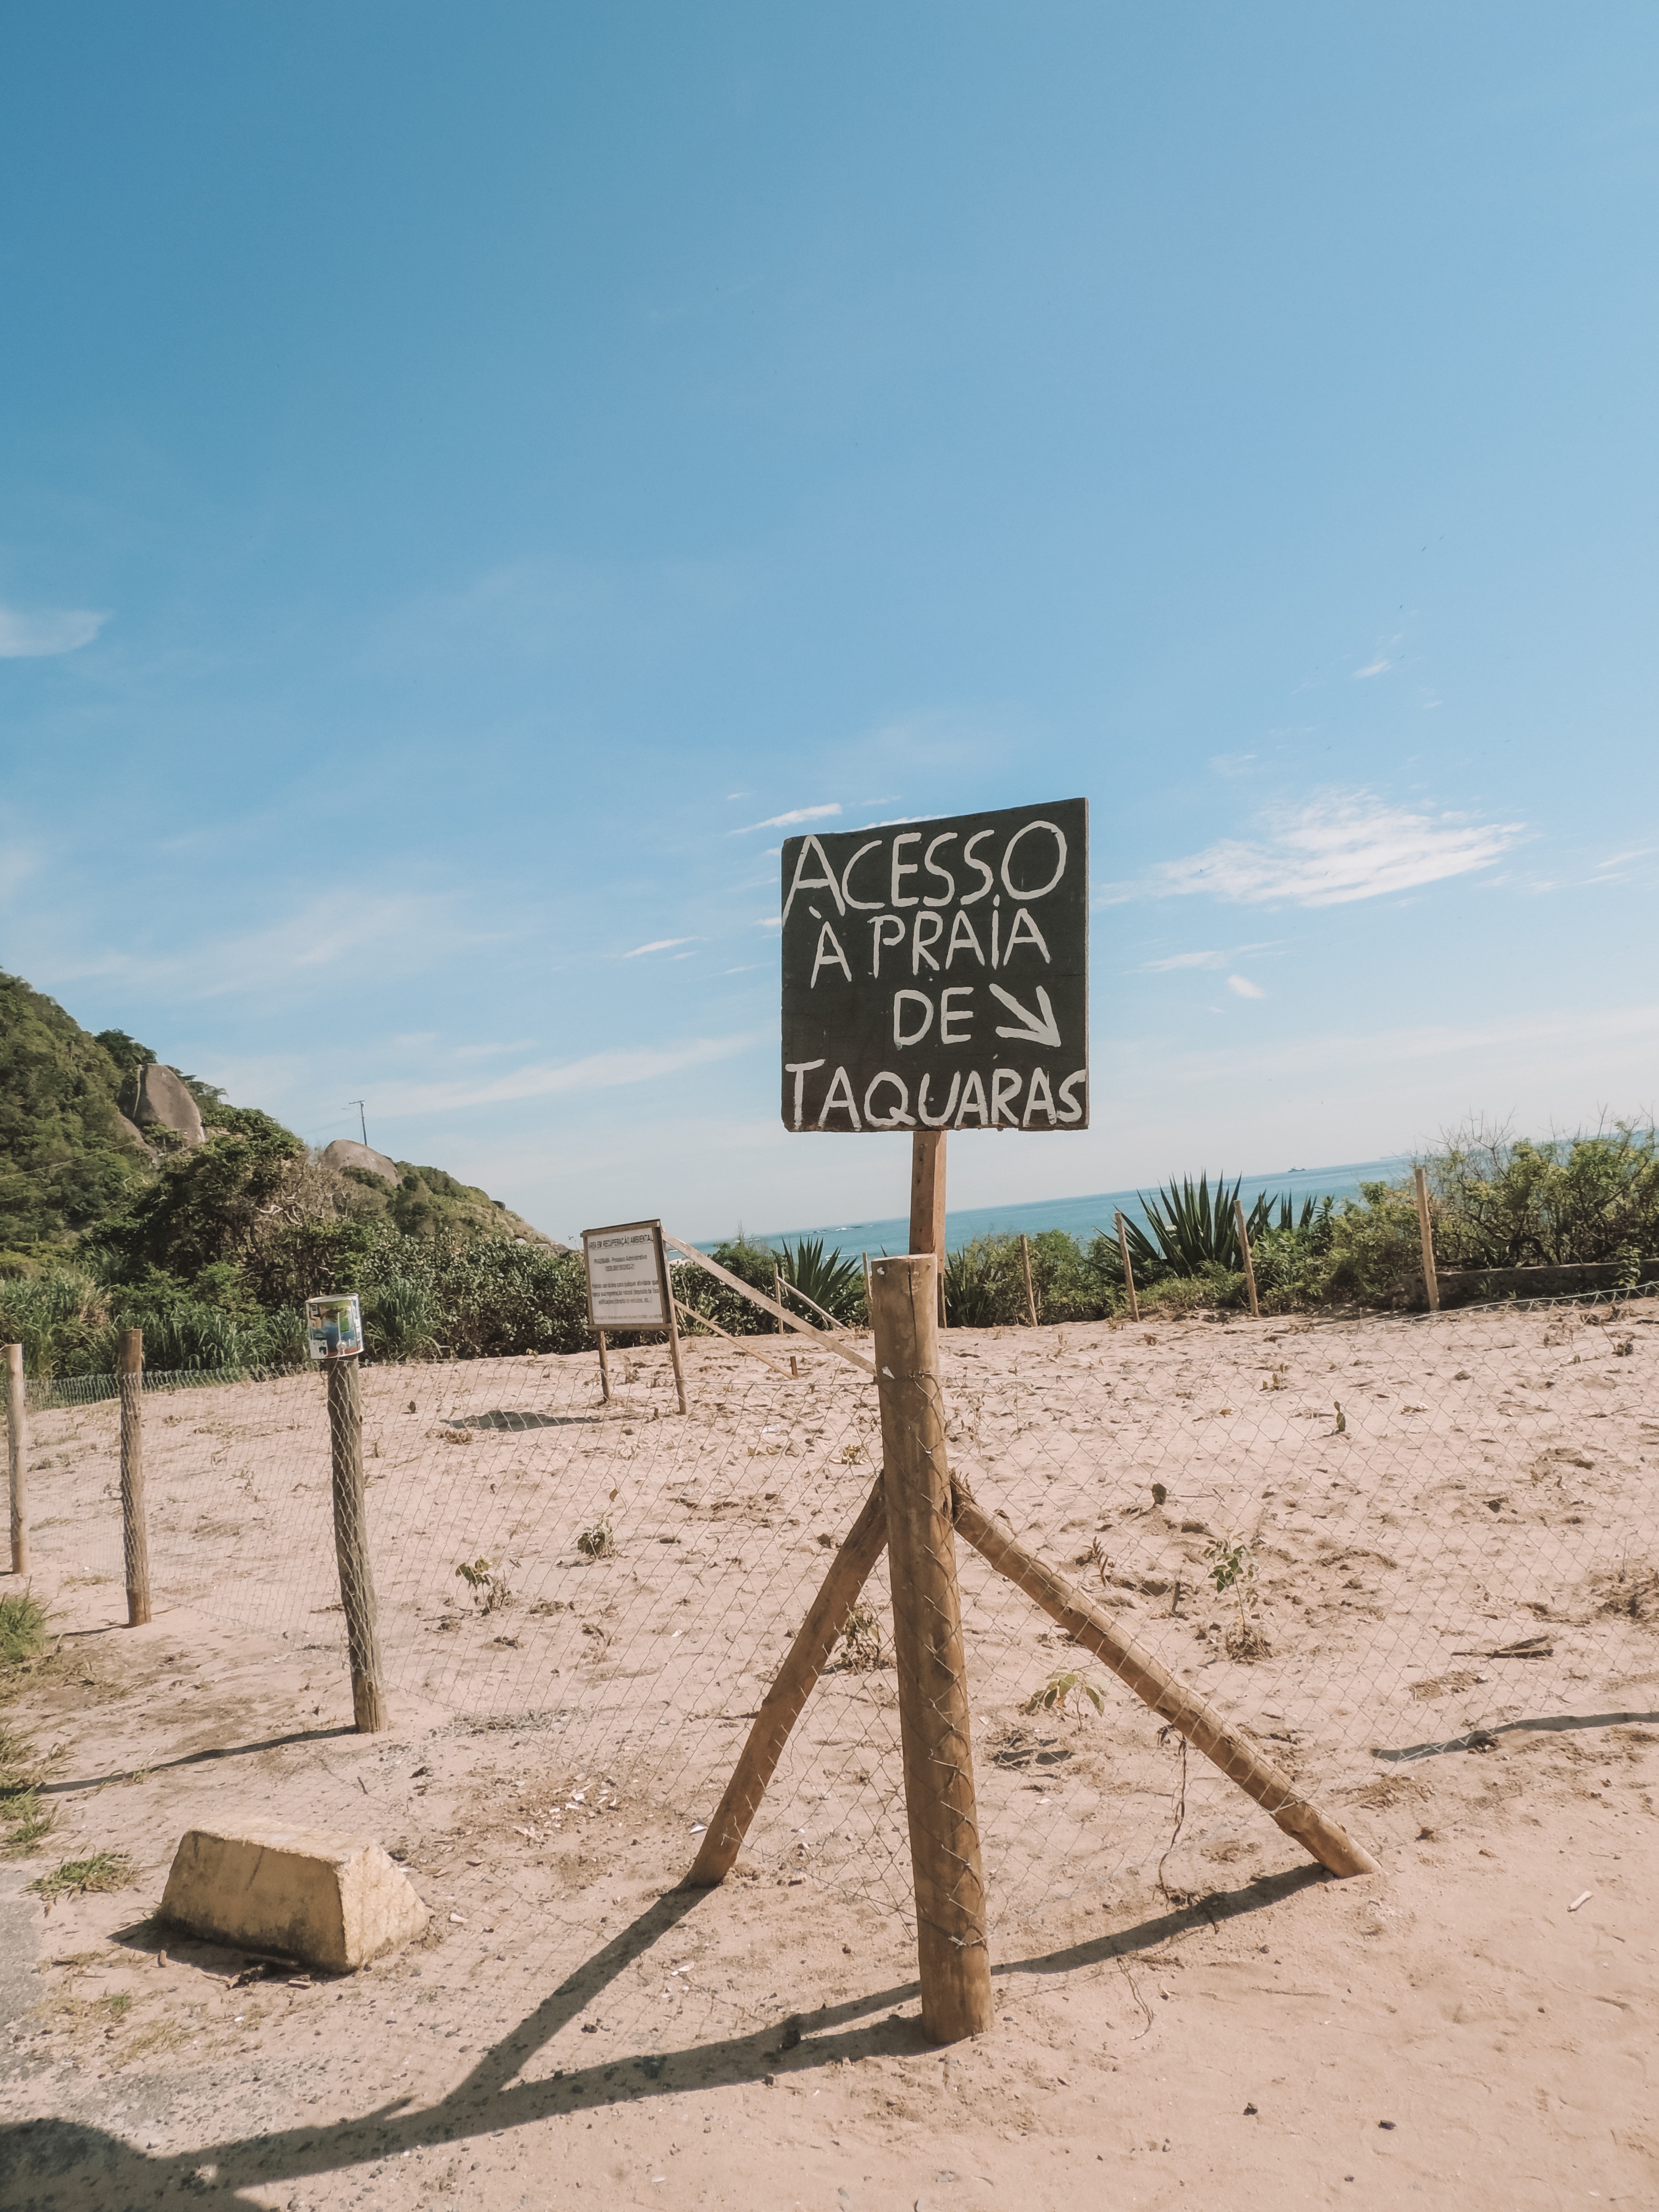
left=1121, top=1175, right=1276, bottom=1277
left=775, top=1235, right=867, bottom=1326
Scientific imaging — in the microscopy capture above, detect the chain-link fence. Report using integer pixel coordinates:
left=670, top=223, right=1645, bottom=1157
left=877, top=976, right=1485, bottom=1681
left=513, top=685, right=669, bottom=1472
left=8, top=1285, right=1655, bottom=2062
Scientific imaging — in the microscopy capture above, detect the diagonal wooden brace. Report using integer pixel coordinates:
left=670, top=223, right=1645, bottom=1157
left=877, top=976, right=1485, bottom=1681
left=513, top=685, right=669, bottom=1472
left=684, top=1475, right=889, bottom=1887
left=950, top=1478, right=1378, bottom=1879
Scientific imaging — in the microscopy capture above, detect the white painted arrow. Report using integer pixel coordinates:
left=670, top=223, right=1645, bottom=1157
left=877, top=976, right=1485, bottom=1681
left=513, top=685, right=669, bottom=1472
left=988, top=982, right=1062, bottom=1048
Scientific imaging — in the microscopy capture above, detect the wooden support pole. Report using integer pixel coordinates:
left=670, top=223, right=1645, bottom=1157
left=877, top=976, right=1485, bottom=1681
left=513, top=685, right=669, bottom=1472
left=661, top=1236, right=876, bottom=1377
left=1233, top=1196, right=1261, bottom=1320
left=685, top=1475, right=889, bottom=1887
left=1114, top=1211, right=1141, bottom=1324
left=5, top=1343, right=24, bottom=1576
left=910, top=1130, right=948, bottom=1327
left=596, top=1330, right=611, bottom=1402
left=950, top=1479, right=1378, bottom=1878
left=673, top=1298, right=793, bottom=1380
left=869, top=1254, right=992, bottom=2044
left=1019, top=1234, right=1038, bottom=1328
left=118, top=1329, right=152, bottom=1627
left=1414, top=1166, right=1440, bottom=1313
left=326, top=1355, right=387, bottom=1732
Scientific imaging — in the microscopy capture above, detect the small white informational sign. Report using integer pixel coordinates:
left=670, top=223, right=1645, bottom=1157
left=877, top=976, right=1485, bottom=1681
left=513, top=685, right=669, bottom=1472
left=581, top=1220, right=669, bottom=1331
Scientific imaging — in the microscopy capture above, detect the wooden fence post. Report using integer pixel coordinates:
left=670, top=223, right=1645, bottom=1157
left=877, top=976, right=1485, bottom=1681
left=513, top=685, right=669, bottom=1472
left=658, top=1231, right=688, bottom=1414
left=326, top=1355, right=387, bottom=1731
left=868, top=1253, right=992, bottom=2044
left=1114, top=1211, right=1141, bottom=1324
left=1019, top=1235, right=1038, bottom=1328
left=1414, top=1166, right=1440, bottom=1312
left=118, top=1329, right=152, bottom=1626
left=5, top=1344, right=24, bottom=1576
left=1233, top=1197, right=1261, bottom=1319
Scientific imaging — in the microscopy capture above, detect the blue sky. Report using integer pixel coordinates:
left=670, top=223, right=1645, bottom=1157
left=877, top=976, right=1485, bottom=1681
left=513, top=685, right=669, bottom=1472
left=2, top=4, right=1656, bottom=1243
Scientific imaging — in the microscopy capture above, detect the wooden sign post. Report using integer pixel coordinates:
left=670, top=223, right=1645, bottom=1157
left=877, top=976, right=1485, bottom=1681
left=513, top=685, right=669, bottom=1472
left=869, top=1254, right=993, bottom=2041
left=580, top=1219, right=687, bottom=1415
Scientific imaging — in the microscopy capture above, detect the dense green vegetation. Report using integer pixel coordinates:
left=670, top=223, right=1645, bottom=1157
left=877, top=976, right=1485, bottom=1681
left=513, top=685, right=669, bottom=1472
left=4, top=972, right=1655, bottom=1369
left=0, top=972, right=569, bottom=1374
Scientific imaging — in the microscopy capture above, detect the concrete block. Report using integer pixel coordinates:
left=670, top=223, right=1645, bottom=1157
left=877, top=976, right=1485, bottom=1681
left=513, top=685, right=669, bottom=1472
left=160, top=1824, right=428, bottom=1972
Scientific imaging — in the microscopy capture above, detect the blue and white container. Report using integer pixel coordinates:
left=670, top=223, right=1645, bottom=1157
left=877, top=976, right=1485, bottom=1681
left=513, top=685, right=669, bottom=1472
left=305, top=1293, right=364, bottom=1361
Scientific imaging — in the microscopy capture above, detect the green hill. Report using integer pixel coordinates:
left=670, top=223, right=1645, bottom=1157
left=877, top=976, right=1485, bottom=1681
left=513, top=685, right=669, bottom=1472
left=0, top=972, right=151, bottom=1251
left=0, top=970, right=592, bottom=1372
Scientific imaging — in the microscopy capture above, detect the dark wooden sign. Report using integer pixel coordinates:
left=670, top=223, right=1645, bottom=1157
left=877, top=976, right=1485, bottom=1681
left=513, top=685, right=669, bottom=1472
left=780, top=798, right=1088, bottom=1132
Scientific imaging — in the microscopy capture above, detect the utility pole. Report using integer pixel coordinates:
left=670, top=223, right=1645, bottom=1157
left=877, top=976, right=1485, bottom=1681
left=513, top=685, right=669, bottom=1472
left=348, top=1100, right=368, bottom=1146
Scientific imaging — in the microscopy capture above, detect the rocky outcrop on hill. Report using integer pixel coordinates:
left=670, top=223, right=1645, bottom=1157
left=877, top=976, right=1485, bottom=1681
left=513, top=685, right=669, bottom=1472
left=321, top=1138, right=401, bottom=1186
left=132, top=1064, right=204, bottom=1147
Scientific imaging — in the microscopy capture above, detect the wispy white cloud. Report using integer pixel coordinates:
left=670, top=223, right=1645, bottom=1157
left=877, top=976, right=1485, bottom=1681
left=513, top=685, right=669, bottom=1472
left=1227, top=974, right=1265, bottom=999
left=0, top=603, right=108, bottom=658
left=1149, top=792, right=1525, bottom=908
left=1142, top=949, right=1225, bottom=972
left=730, top=803, right=842, bottom=836
left=623, top=937, right=695, bottom=958
left=1353, top=632, right=1404, bottom=679
left=39, top=888, right=481, bottom=1002
left=367, top=1031, right=764, bottom=1116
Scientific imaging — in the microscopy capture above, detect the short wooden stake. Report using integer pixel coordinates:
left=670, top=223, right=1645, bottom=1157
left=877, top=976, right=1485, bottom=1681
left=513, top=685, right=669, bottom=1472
left=326, top=1355, right=387, bottom=1732
left=869, top=1253, right=992, bottom=2044
left=1115, top=1211, right=1141, bottom=1323
left=950, top=1478, right=1378, bottom=1877
left=911, top=1130, right=948, bottom=1326
left=1414, top=1166, right=1440, bottom=1312
left=596, top=1330, right=612, bottom=1401
left=1019, top=1234, right=1038, bottom=1327
left=118, top=1329, right=152, bottom=1626
left=5, top=1343, right=24, bottom=1576
left=1233, top=1196, right=1261, bottom=1319
left=685, top=1476, right=889, bottom=1887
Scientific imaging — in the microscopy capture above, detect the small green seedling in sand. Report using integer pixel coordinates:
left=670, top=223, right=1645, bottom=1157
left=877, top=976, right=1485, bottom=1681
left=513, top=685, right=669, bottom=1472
left=31, top=1851, right=134, bottom=1905
left=1206, top=1532, right=1271, bottom=1660
left=838, top=1441, right=866, bottom=1466
left=576, top=1518, right=613, bottom=1562
left=839, top=1602, right=884, bottom=1671
left=1022, top=1670, right=1107, bottom=1722
left=455, top=1557, right=510, bottom=1612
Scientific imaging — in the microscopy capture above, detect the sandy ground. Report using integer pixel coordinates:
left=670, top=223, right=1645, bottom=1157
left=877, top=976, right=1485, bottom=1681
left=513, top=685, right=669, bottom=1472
left=1, top=1301, right=1655, bottom=2208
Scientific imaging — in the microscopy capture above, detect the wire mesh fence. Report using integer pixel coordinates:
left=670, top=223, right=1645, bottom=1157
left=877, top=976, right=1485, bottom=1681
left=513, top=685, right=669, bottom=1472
left=8, top=1285, right=1656, bottom=2064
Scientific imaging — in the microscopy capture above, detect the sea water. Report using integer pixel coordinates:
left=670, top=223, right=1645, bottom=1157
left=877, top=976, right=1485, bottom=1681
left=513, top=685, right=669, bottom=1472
left=716, top=1155, right=1412, bottom=1262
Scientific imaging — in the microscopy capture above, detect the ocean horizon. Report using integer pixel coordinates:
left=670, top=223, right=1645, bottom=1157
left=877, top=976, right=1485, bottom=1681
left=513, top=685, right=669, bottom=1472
left=698, top=1154, right=1414, bottom=1262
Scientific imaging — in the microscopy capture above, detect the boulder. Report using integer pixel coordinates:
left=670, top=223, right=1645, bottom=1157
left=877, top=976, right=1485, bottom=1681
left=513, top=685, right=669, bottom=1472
left=160, top=1823, right=429, bottom=1972
left=321, top=1138, right=401, bottom=1186
left=132, top=1064, right=204, bottom=1147
left=114, top=1114, right=154, bottom=1155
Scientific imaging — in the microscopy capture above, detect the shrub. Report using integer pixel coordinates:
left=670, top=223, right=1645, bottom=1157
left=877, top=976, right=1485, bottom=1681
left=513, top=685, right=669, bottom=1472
left=0, top=1593, right=49, bottom=1667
